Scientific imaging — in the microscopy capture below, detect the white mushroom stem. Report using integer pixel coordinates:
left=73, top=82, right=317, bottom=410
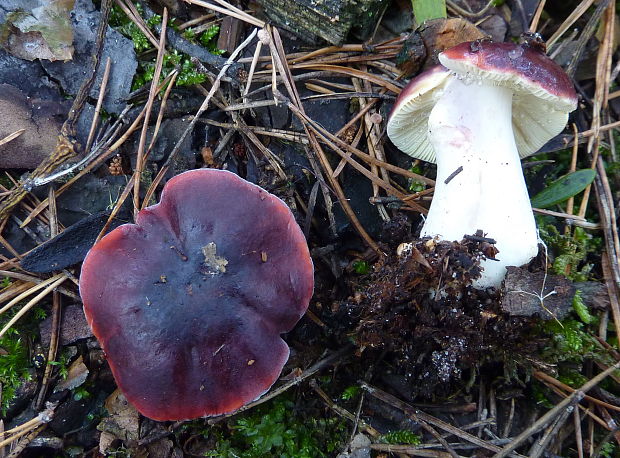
left=424, top=76, right=539, bottom=288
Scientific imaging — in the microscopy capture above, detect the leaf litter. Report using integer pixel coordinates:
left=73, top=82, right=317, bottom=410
left=0, top=0, right=619, bottom=456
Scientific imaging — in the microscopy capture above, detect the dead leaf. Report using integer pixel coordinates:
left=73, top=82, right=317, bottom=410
left=419, top=17, right=487, bottom=66
left=99, top=389, right=140, bottom=445
left=0, top=0, right=75, bottom=61
left=53, top=355, right=89, bottom=392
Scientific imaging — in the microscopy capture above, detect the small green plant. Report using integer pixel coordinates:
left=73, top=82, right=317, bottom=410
left=132, top=48, right=207, bottom=90
left=341, top=385, right=361, bottom=400
left=49, top=350, right=72, bottom=379
left=378, top=430, right=421, bottom=445
left=183, top=24, right=224, bottom=56
left=542, top=318, right=596, bottom=361
left=407, top=165, right=426, bottom=193
left=352, top=260, right=370, bottom=275
left=538, top=224, right=600, bottom=282
left=109, top=2, right=223, bottom=90
left=231, top=398, right=345, bottom=457
left=73, top=386, right=91, bottom=401
left=530, top=169, right=596, bottom=209
left=557, top=368, right=588, bottom=389
left=572, top=290, right=594, bottom=324
left=600, top=441, right=617, bottom=458
left=0, top=305, right=50, bottom=414
left=109, top=3, right=158, bottom=53
left=188, top=396, right=346, bottom=457
left=531, top=381, right=555, bottom=409
left=0, top=328, right=31, bottom=414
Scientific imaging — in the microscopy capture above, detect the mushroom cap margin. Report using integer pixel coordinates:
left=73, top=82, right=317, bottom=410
left=439, top=40, right=578, bottom=157
left=386, top=65, right=451, bottom=164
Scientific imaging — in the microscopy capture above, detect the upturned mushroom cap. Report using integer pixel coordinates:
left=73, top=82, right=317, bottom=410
left=79, top=169, right=314, bottom=421
left=387, top=40, right=578, bottom=161
left=386, top=65, right=451, bottom=163
left=439, top=40, right=577, bottom=157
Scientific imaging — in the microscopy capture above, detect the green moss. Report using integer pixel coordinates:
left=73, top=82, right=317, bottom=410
left=600, top=441, right=617, bottom=458
left=531, top=381, right=555, bottom=409
left=341, top=385, right=361, bottom=400
left=184, top=396, right=347, bottom=457
left=0, top=328, right=31, bottom=414
left=199, top=25, right=224, bottom=55
left=538, top=225, right=600, bottom=282
left=541, top=318, right=596, bottom=361
left=132, top=49, right=207, bottom=90
left=407, top=165, right=426, bottom=193
left=0, top=305, right=47, bottom=414
left=109, top=3, right=155, bottom=53
left=572, top=290, right=594, bottom=324
left=110, top=3, right=223, bottom=90
left=352, top=260, right=370, bottom=275
left=378, top=430, right=421, bottom=445
left=557, top=368, right=588, bottom=388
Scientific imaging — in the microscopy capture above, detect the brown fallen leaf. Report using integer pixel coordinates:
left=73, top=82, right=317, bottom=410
left=53, top=355, right=89, bottom=393
left=396, top=17, right=486, bottom=77
left=419, top=17, right=487, bottom=66
left=99, top=389, right=140, bottom=448
left=0, top=0, right=75, bottom=61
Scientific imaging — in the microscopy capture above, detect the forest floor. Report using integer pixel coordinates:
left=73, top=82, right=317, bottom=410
left=0, top=0, right=619, bottom=456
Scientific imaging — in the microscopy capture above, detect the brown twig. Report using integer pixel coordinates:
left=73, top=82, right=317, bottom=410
left=547, top=0, right=595, bottom=48
left=207, top=346, right=354, bottom=425
left=309, top=379, right=380, bottom=438
left=493, top=362, right=620, bottom=457
left=0, top=130, right=24, bottom=148
left=133, top=8, right=168, bottom=218
left=34, top=187, right=62, bottom=410
left=146, top=28, right=258, bottom=203
left=360, top=382, right=515, bottom=456
left=85, top=57, right=112, bottom=154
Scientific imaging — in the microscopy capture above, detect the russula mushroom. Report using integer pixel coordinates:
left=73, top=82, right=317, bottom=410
left=79, top=169, right=313, bottom=421
left=387, top=40, right=577, bottom=288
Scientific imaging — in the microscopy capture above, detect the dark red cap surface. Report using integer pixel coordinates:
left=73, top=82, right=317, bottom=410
left=440, top=40, right=577, bottom=104
left=80, top=169, right=314, bottom=421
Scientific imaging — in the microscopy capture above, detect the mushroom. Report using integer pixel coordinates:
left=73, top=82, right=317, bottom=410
left=79, top=169, right=314, bottom=421
left=387, top=40, right=577, bottom=288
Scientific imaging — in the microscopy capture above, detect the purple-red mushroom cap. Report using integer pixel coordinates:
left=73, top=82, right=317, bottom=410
left=79, top=169, right=314, bottom=421
left=387, top=40, right=578, bottom=162
left=439, top=40, right=578, bottom=157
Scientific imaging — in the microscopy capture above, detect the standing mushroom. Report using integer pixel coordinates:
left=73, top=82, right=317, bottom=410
left=79, top=169, right=314, bottom=421
left=387, top=40, right=577, bottom=288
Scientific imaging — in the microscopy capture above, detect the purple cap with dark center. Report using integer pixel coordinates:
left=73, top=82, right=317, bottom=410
left=80, top=169, right=314, bottom=421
